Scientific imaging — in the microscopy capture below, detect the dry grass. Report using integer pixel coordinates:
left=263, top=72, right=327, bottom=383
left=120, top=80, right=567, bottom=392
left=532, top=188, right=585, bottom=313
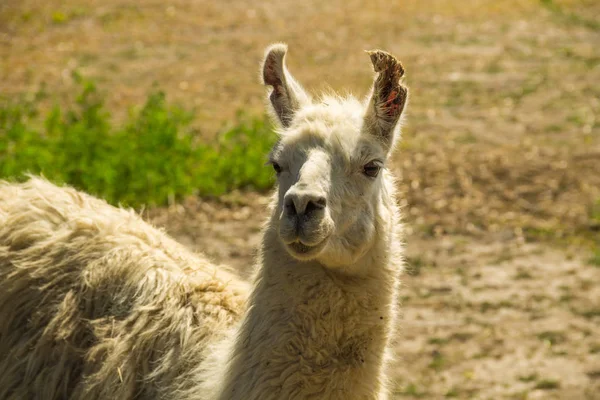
left=2, top=0, right=600, bottom=398
left=397, top=139, right=600, bottom=242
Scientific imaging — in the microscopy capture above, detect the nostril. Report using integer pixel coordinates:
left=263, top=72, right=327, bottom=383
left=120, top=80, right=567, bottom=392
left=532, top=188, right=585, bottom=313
left=284, top=197, right=297, bottom=216
left=315, top=196, right=327, bottom=208
left=305, top=197, right=326, bottom=215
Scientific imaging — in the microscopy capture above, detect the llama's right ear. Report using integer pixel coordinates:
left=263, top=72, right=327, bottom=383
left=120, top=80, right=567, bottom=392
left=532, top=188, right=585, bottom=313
left=363, top=50, right=408, bottom=152
left=262, top=44, right=310, bottom=128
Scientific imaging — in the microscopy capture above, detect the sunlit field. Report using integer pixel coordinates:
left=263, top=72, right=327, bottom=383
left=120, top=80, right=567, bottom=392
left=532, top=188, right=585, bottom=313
left=1, top=0, right=599, bottom=398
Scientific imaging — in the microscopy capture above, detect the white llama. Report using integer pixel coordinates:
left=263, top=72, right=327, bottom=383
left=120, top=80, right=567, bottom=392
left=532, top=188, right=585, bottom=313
left=0, top=44, right=408, bottom=400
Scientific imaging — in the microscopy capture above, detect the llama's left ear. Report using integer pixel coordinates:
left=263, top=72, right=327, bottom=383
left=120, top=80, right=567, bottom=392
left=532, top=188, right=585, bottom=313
left=363, top=50, right=408, bottom=152
left=262, top=44, right=310, bottom=128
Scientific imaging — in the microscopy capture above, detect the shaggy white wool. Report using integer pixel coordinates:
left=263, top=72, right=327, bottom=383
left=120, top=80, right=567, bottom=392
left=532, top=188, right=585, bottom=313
left=0, top=177, right=247, bottom=400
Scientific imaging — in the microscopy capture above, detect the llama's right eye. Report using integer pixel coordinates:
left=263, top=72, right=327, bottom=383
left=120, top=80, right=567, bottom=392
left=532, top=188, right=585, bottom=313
left=363, top=160, right=383, bottom=178
left=272, top=162, right=282, bottom=174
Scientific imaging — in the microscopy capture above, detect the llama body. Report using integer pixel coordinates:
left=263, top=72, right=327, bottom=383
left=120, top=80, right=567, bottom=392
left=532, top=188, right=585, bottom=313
left=0, top=178, right=247, bottom=399
left=0, top=44, right=407, bottom=400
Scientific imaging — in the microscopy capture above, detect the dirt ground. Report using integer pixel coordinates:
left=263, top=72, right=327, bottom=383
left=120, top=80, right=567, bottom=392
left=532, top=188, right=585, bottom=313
left=2, top=0, right=600, bottom=398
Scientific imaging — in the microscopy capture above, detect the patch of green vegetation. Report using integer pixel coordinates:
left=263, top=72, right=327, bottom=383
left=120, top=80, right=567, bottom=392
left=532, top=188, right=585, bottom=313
left=544, top=124, right=563, bottom=134
left=590, top=200, right=600, bottom=224
left=479, top=300, right=515, bottom=313
left=486, top=58, right=503, bottom=74
left=454, top=132, right=478, bottom=145
left=21, top=11, right=33, bottom=22
left=533, top=379, right=560, bottom=390
left=395, top=383, right=428, bottom=398
left=406, top=256, right=427, bottom=276
left=427, top=337, right=451, bottom=345
left=561, top=48, right=600, bottom=69
left=518, top=373, right=538, bottom=382
left=587, top=370, right=600, bottom=380
left=537, top=331, right=566, bottom=346
left=551, top=349, right=568, bottom=356
left=531, top=294, right=550, bottom=303
left=588, top=200, right=600, bottom=266
left=51, top=11, right=68, bottom=24
left=588, top=248, right=600, bottom=267
left=508, top=73, right=547, bottom=105
left=451, top=332, right=474, bottom=342
left=559, top=293, right=574, bottom=303
left=0, top=76, right=277, bottom=207
left=540, top=0, right=600, bottom=31
left=428, top=351, right=446, bottom=371
left=522, top=226, right=562, bottom=242
left=492, top=252, right=514, bottom=264
left=574, top=307, right=600, bottom=319
left=514, top=269, right=533, bottom=280
left=51, top=8, right=89, bottom=24
left=511, top=390, right=530, bottom=400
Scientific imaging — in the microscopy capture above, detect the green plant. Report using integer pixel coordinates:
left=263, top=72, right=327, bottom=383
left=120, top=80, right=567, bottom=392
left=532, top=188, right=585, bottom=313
left=540, top=0, right=600, bottom=31
left=589, top=248, right=600, bottom=267
left=0, top=77, right=277, bottom=207
left=428, top=351, right=446, bottom=371
left=395, top=383, right=428, bottom=398
left=536, top=331, right=566, bottom=346
left=518, top=373, right=538, bottom=382
left=589, top=200, right=600, bottom=266
left=534, top=379, right=560, bottom=390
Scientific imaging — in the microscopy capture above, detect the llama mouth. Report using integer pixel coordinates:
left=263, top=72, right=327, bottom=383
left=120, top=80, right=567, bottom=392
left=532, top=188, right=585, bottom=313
left=285, top=238, right=328, bottom=259
left=288, top=242, right=313, bottom=254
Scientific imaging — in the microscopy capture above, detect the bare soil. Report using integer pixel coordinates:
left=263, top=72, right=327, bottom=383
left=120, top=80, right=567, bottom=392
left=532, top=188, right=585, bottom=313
left=2, top=0, right=600, bottom=398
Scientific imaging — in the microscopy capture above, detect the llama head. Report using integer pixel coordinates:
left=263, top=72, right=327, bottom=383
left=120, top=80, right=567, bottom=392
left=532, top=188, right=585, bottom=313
left=262, top=44, right=407, bottom=267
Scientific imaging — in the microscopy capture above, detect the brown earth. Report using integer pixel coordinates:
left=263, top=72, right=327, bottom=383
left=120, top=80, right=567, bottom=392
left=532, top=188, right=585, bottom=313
left=2, top=0, right=600, bottom=398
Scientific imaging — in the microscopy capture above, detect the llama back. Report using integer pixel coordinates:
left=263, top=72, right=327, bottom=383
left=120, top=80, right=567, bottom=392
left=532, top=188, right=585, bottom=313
left=0, top=178, right=247, bottom=400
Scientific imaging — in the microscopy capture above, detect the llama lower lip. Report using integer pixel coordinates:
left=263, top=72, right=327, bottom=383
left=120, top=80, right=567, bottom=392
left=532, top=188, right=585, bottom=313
left=286, top=238, right=328, bottom=258
left=289, top=242, right=314, bottom=254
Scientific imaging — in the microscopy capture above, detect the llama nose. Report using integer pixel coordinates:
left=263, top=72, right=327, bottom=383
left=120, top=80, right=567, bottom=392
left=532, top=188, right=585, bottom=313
left=284, top=190, right=327, bottom=217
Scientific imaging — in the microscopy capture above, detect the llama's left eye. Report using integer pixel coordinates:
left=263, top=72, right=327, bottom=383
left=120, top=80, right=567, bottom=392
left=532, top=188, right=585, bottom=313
left=363, top=161, right=382, bottom=178
left=272, top=162, right=282, bottom=174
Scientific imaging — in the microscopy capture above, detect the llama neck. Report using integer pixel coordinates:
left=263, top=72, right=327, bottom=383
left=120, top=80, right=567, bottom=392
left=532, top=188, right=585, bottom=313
left=217, top=215, right=401, bottom=400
